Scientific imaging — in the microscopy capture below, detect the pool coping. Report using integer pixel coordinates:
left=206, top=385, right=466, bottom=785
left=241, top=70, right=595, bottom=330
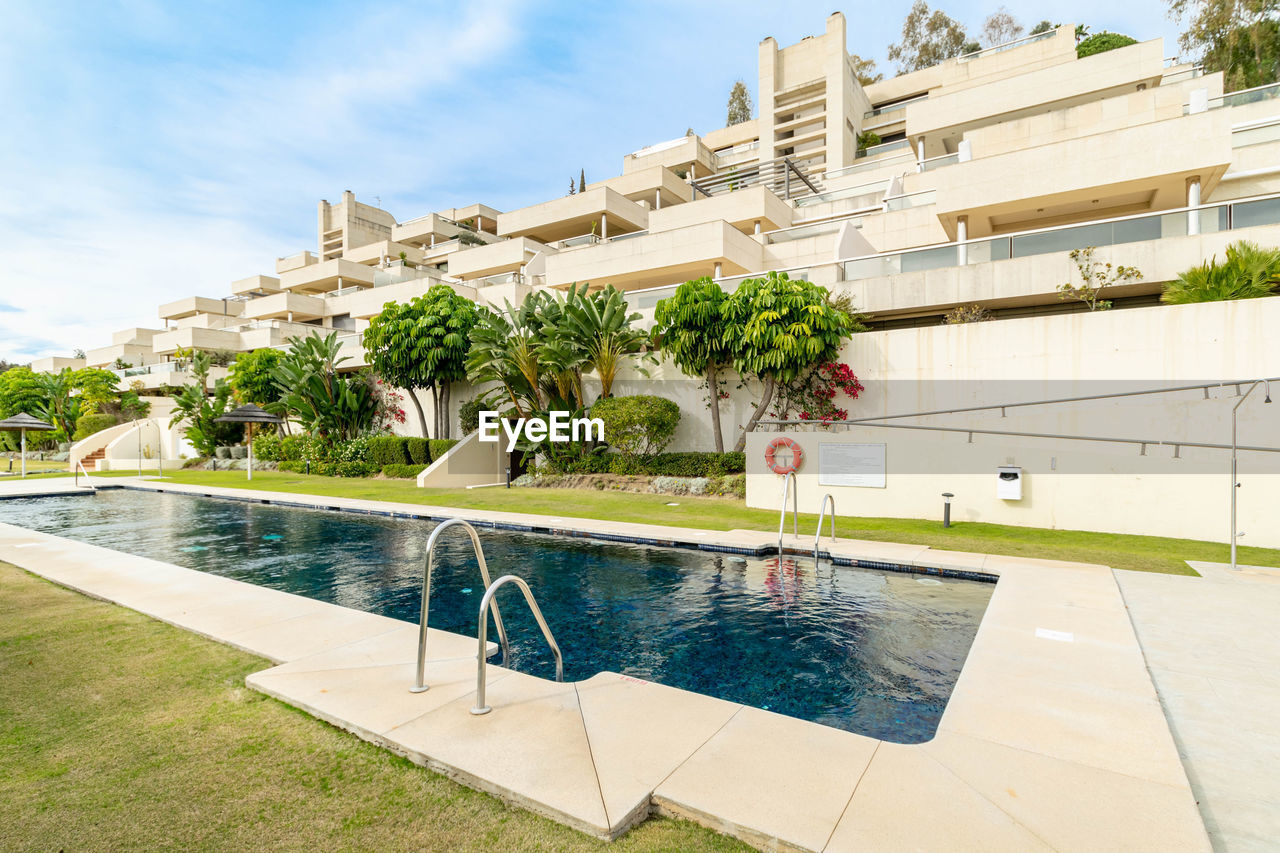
left=0, top=478, right=1211, bottom=851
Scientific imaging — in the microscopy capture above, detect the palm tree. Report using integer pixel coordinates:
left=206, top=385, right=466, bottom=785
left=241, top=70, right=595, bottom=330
left=1162, top=241, right=1280, bottom=304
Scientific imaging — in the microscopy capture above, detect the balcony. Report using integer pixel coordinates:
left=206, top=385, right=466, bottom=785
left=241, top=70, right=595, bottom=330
left=497, top=187, right=649, bottom=244
left=278, top=258, right=377, bottom=294
left=231, top=274, right=281, bottom=297
left=341, top=239, right=422, bottom=266
left=158, top=296, right=246, bottom=321
left=623, top=135, right=716, bottom=177
left=542, top=220, right=762, bottom=291
left=649, top=186, right=793, bottom=236
left=447, top=237, right=550, bottom=280
left=275, top=251, right=317, bottom=274
left=240, top=291, right=326, bottom=322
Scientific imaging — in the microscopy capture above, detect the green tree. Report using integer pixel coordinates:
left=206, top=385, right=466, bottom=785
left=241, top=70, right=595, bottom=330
left=1076, top=32, right=1139, bottom=58
left=169, top=352, right=242, bottom=456
left=888, top=1, right=970, bottom=73
left=228, top=348, right=285, bottom=407
left=578, top=168, right=586, bottom=193
left=71, top=367, right=120, bottom=415
left=0, top=366, right=46, bottom=451
left=362, top=284, right=479, bottom=439
left=1030, top=20, right=1056, bottom=35
left=1169, top=0, right=1280, bottom=89
left=849, top=54, right=883, bottom=86
left=274, top=332, right=380, bottom=441
left=653, top=277, right=734, bottom=453
left=722, top=273, right=858, bottom=452
left=558, top=284, right=652, bottom=401
left=1162, top=240, right=1280, bottom=303
left=726, top=79, right=753, bottom=125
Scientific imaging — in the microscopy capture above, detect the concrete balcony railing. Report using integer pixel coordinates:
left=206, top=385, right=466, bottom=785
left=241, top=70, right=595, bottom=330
left=158, top=295, right=246, bottom=321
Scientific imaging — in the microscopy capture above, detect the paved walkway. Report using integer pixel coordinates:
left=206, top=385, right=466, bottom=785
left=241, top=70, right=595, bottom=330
left=1118, top=562, right=1280, bottom=853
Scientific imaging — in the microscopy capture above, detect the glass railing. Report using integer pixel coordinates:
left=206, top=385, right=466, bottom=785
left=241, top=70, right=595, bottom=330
left=855, top=138, right=911, bottom=160
left=608, top=230, right=649, bottom=242
left=863, top=94, right=927, bottom=120
left=762, top=219, right=856, bottom=244
left=841, top=195, right=1280, bottom=281
left=920, top=152, right=960, bottom=172
left=883, top=190, right=937, bottom=212
left=326, top=285, right=370, bottom=299
left=476, top=271, right=523, bottom=287
left=956, top=28, right=1055, bottom=63
left=559, top=233, right=602, bottom=248
left=794, top=182, right=886, bottom=208
left=1215, top=82, right=1280, bottom=109
left=824, top=151, right=915, bottom=181
left=1232, top=120, right=1280, bottom=148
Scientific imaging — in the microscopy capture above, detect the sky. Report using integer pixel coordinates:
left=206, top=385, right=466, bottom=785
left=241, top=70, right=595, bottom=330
left=0, top=0, right=1187, bottom=363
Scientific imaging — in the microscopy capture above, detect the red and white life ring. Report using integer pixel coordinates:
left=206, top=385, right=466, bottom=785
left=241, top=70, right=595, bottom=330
left=765, top=437, right=803, bottom=475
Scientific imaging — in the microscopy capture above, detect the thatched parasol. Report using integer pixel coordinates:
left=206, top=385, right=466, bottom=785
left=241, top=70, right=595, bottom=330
left=0, top=412, right=56, bottom=478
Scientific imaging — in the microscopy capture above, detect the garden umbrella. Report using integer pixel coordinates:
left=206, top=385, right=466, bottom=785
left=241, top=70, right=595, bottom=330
left=0, top=412, right=56, bottom=478
left=213, top=404, right=283, bottom=481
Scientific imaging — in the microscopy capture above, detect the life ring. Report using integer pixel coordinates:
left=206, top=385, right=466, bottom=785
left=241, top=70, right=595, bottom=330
left=765, top=437, right=803, bottom=475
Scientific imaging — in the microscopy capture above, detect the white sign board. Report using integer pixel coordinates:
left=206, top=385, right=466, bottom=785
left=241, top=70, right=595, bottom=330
left=818, top=443, right=886, bottom=488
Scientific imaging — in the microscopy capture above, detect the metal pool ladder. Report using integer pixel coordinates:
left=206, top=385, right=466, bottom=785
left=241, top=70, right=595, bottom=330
left=471, top=574, right=564, bottom=716
left=411, top=519, right=510, bottom=694
left=814, top=493, right=835, bottom=563
left=777, top=471, right=799, bottom=555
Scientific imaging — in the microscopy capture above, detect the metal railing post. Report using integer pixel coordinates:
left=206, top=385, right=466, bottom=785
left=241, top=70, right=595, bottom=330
left=411, top=519, right=510, bottom=693
left=778, top=471, right=799, bottom=555
left=814, top=494, right=835, bottom=563
left=471, top=575, right=564, bottom=715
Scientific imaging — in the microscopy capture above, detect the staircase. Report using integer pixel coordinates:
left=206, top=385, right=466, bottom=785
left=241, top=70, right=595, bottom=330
left=81, top=448, right=108, bottom=471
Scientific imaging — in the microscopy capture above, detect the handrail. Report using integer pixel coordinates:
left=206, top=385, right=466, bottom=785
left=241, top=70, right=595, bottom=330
left=471, top=574, right=564, bottom=716
left=75, top=459, right=97, bottom=491
left=814, top=494, right=835, bottom=563
left=777, top=471, right=798, bottom=555
left=411, top=519, right=509, bottom=694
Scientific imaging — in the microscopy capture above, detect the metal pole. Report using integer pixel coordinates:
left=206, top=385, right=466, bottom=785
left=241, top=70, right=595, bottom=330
left=20, top=429, right=25, bottom=478
left=136, top=417, right=142, bottom=477
left=1231, top=379, right=1273, bottom=570
left=247, top=424, right=253, bottom=481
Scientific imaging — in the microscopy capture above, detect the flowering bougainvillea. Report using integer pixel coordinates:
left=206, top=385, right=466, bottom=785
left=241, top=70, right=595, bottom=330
left=771, top=361, right=864, bottom=424
left=374, top=381, right=408, bottom=432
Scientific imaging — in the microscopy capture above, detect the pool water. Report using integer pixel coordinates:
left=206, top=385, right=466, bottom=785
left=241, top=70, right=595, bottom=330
left=2, top=489, right=993, bottom=743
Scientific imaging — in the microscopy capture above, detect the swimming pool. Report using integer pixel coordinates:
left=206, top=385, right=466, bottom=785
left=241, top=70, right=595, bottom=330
left=2, top=489, right=992, bottom=743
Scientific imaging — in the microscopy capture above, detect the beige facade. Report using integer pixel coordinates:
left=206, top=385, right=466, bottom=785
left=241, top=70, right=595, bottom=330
left=37, top=16, right=1280, bottom=541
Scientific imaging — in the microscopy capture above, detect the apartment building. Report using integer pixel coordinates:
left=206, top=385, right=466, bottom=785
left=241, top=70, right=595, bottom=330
left=36, top=13, right=1280, bottom=541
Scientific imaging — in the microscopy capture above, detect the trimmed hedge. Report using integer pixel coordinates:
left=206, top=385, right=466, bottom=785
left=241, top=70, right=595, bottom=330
left=72, top=414, right=119, bottom=442
left=429, top=439, right=458, bottom=461
left=406, top=437, right=430, bottom=465
left=367, top=435, right=410, bottom=466
left=560, top=451, right=744, bottom=477
left=1076, top=32, right=1137, bottom=59
left=382, top=463, right=424, bottom=479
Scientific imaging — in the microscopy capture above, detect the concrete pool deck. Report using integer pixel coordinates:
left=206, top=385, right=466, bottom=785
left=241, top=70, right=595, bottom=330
left=0, top=478, right=1214, bottom=851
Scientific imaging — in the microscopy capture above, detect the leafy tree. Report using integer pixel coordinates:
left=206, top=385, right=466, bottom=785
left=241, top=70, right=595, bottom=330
left=726, top=79, right=753, bottom=125
left=888, top=1, right=970, bottom=73
left=1162, top=240, right=1280, bottom=303
left=35, top=368, right=115, bottom=440
left=1169, top=0, right=1280, bottom=90
left=1076, top=32, right=1139, bottom=58
left=1058, top=247, right=1142, bottom=310
left=559, top=284, right=652, bottom=400
left=849, top=54, right=883, bottom=86
left=1030, top=20, right=1057, bottom=35
left=228, top=348, right=285, bottom=407
left=722, top=273, right=858, bottom=452
left=0, top=366, right=46, bottom=420
left=981, top=6, right=1024, bottom=46
left=856, top=130, right=882, bottom=151
left=362, top=284, right=479, bottom=439
left=273, top=333, right=380, bottom=441
left=169, top=352, right=242, bottom=456
left=652, top=277, right=734, bottom=453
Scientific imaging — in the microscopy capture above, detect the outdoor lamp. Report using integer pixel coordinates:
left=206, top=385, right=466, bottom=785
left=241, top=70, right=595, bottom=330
left=942, top=492, right=955, bottom=528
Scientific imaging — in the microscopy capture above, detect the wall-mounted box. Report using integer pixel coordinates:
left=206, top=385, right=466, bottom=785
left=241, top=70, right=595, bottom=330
left=997, top=466, right=1023, bottom=500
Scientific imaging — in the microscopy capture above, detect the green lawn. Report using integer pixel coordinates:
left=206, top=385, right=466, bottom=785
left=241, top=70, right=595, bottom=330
left=0, top=561, right=746, bottom=852
left=93, top=469, right=1280, bottom=576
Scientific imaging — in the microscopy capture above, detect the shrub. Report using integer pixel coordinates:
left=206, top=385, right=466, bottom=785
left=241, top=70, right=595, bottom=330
left=642, top=452, right=745, bottom=477
left=366, top=435, right=409, bottom=466
left=428, top=439, right=458, bottom=461
left=406, top=437, right=430, bottom=465
left=333, top=436, right=374, bottom=463
left=71, top=413, right=118, bottom=442
left=278, top=460, right=303, bottom=473
left=382, top=463, right=424, bottom=479
left=1076, top=32, right=1137, bottom=58
left=1162, top=241, right=1280, bottom=304
left=252, top=433, right=283, bottom=461
left=591, top=396, right=681, bottom=458
left=459, top=397, right=483, bottom=435
left=278, top=434, right=308, bottom=461
left=706, top=473, right=746, bottom=499
left=333, top=461, right=379, bottom=478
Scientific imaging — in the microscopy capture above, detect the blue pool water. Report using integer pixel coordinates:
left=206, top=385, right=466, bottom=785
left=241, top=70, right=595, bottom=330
left=2, top=489, right=993, bottom=743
